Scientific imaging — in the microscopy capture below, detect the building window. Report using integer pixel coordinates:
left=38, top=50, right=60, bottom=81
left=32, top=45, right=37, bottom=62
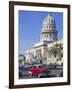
left=47, top=25, right=48, bottom=28
left=49, top=25, right=51, bottom=28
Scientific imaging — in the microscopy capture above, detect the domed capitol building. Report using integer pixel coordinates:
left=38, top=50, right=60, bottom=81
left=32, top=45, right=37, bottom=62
left=22, top=13, right=63, bottom=65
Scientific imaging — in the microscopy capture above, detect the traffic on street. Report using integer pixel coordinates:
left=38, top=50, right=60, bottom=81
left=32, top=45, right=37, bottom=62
left=19, top=64, right=63, bottom=79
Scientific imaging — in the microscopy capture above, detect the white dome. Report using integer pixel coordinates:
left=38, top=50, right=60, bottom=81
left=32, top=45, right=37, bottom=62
left=43, top=14, right=55, bottom=25
left=41, top=14, right=56, bottom=32
left=40, top=13, right=58, bottom=42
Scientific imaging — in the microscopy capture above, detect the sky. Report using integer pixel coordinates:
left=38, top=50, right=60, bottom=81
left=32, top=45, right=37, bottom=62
left=19, top=10, right=63, bottom=54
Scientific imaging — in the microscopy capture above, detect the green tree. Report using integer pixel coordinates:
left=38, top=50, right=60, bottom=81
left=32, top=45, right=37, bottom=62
left=48, top=42, right=63, bottom=61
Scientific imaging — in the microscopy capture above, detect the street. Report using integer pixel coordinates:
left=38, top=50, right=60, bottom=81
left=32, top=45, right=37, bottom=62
left=19, top=65, right=63, bottom=79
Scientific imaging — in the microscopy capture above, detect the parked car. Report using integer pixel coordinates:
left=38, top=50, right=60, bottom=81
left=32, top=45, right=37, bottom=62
left=19, top=65, right=32, bottom=78
left=31, top=65, right=50, bottom=78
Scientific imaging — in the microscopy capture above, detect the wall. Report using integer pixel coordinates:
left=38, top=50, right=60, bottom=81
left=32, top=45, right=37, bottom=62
left=0, top=0, right=72, bottom=90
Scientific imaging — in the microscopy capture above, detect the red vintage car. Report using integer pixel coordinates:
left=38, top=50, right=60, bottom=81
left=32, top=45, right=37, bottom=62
left=31, top=65, right=50, bottom=77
